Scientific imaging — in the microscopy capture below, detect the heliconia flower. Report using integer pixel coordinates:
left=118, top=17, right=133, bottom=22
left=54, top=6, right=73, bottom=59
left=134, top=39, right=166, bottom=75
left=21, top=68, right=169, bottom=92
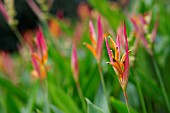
left=30, top=27, right=48, bottom=80
left=84, top=16, right=103, bottom=63
left=130, top=12, right=158, bottom=55
left=71, top=42, right=79, bottom=82
left=106, top=23, right=130, bottom=90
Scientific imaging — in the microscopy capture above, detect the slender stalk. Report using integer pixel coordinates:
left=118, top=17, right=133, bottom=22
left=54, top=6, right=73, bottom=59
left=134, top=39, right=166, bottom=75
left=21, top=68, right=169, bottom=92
left=131, top=37, right=147, bottom=113
left=75, top=81, right=86, bottom=113
left=98, top=64, right=107, bottom=99
left=152, top=57, right=170, bottom=112
left=42, top=55, right=50, bottom=113
left=43, top=76, right=50, bottom=113
left=132, top=71, right=147, bottom=113
left=10, top=26, right=25, bottom=47
left=135, top=76, right=147, bottom=113
left=40, top=65, right=50, bottom=113
left=123, top=91, right=130, bottom=113
left=97, top=64, right=111, bottom=113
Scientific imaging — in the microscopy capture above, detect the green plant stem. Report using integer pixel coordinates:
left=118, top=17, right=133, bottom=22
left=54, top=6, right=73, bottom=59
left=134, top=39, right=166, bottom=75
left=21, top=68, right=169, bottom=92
left=152, top=57, right=170, bottom=112
left=132, top=71, right=147, bottom=113
left=98, top=65, right=107, bottom=98
left=10, top=26, right=25, bottom=47
left=75, top=81, right=86, bottom=113
left=40, top=64, right=50, bottom=113
left=41, top=75, right=50, bottom=113
left=123, top=91, right=130, bottom=113
left=131, top=39, right=147, bottom=113
left=97, top=64, right=110, bottom=113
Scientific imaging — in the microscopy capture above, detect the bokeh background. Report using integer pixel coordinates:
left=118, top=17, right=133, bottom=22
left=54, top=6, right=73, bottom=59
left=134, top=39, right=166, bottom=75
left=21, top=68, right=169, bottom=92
left=0, top=0, right=170, bottom=113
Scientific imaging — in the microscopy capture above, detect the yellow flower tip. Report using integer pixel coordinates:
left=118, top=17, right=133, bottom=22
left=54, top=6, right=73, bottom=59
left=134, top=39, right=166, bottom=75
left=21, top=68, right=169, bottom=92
left=84, top=42, right=97, bottom=59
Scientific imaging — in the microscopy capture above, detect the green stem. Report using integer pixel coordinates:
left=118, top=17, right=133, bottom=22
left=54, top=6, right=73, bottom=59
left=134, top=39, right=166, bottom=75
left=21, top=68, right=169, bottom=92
left=132, top=71, right=147, bottom=113
left=10, top=26, right=25, bottom=47
left=152, top=57, right=170, bottom=112
left=41, top=73, right=50, bottom=113
left=97, top=64, right=111, bottom=113
left=123, top=91, right=130, bottom=113
left=76, top=81, right=86, bottom=113
left=98, top=65, right=107, bottom=99
left=41, top=64, right=50, bottom=113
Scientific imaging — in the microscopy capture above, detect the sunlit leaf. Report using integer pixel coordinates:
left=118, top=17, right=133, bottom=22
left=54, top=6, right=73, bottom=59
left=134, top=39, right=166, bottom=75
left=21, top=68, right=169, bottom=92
left=86, top=98, right=105, bottom=113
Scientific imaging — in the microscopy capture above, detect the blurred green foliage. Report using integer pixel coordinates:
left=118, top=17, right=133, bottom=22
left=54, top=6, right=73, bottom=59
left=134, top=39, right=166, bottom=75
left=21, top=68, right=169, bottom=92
left=0, top=0, right=170, bottom=113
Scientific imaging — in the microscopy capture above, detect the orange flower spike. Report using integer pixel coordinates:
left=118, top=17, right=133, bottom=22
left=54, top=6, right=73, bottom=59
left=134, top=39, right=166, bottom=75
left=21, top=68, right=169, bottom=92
left=30, top=27, right=48, bottom=80
left=116, top=35, right=120, bottom=61
left=84, top=16, right=103, bottom=63
left=115, top=47, right=119, bottom=62
left=36, top=27, right=48, bottom=65
left=120, top=50, right=131, bottom=64
left=108, top=36, right=116, bottom=51
left=83, top=42, right=97, bottom=59
left=107, top=61, right=123, bottom=75
left=106, top=23, right=130, bottom=90
left=32, top=53, right=42, bottom=63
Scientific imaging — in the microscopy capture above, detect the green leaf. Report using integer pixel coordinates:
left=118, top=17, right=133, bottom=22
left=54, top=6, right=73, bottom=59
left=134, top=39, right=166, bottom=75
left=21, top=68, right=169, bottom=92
left=110, top=97, right=138, bottom=113
left=94, top=85, right=109, bottom=113
left=49, top=75, right=83, bottom=113
left=0, top=75, right=27, bottom=102
left=24, top=80, right=39, bottom=113
left=88, top=0, right=124, bottom=31
left=6, top=94, right=21, bottom=113
left=50, top=104, right=63, bottom=113
left=86, top=98, right=105, bottom=113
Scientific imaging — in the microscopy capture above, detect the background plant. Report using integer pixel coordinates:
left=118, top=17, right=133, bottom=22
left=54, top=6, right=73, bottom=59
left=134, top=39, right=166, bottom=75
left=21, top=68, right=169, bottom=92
left=0, top=0, right=170, bottom=113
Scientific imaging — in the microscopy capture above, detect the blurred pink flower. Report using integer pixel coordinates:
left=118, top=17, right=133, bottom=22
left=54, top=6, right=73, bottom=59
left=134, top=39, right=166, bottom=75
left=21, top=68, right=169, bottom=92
left=130, top=12, right=158, bottom=55
left=106, top=23, right=130, bottom=90
left=0, top=1, right=9, bottom=21
left=84, top=16, right=103, bottom=64
left=71, top=43, right=79, bottom=82
left=30, top=27, right=48, bottom=80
